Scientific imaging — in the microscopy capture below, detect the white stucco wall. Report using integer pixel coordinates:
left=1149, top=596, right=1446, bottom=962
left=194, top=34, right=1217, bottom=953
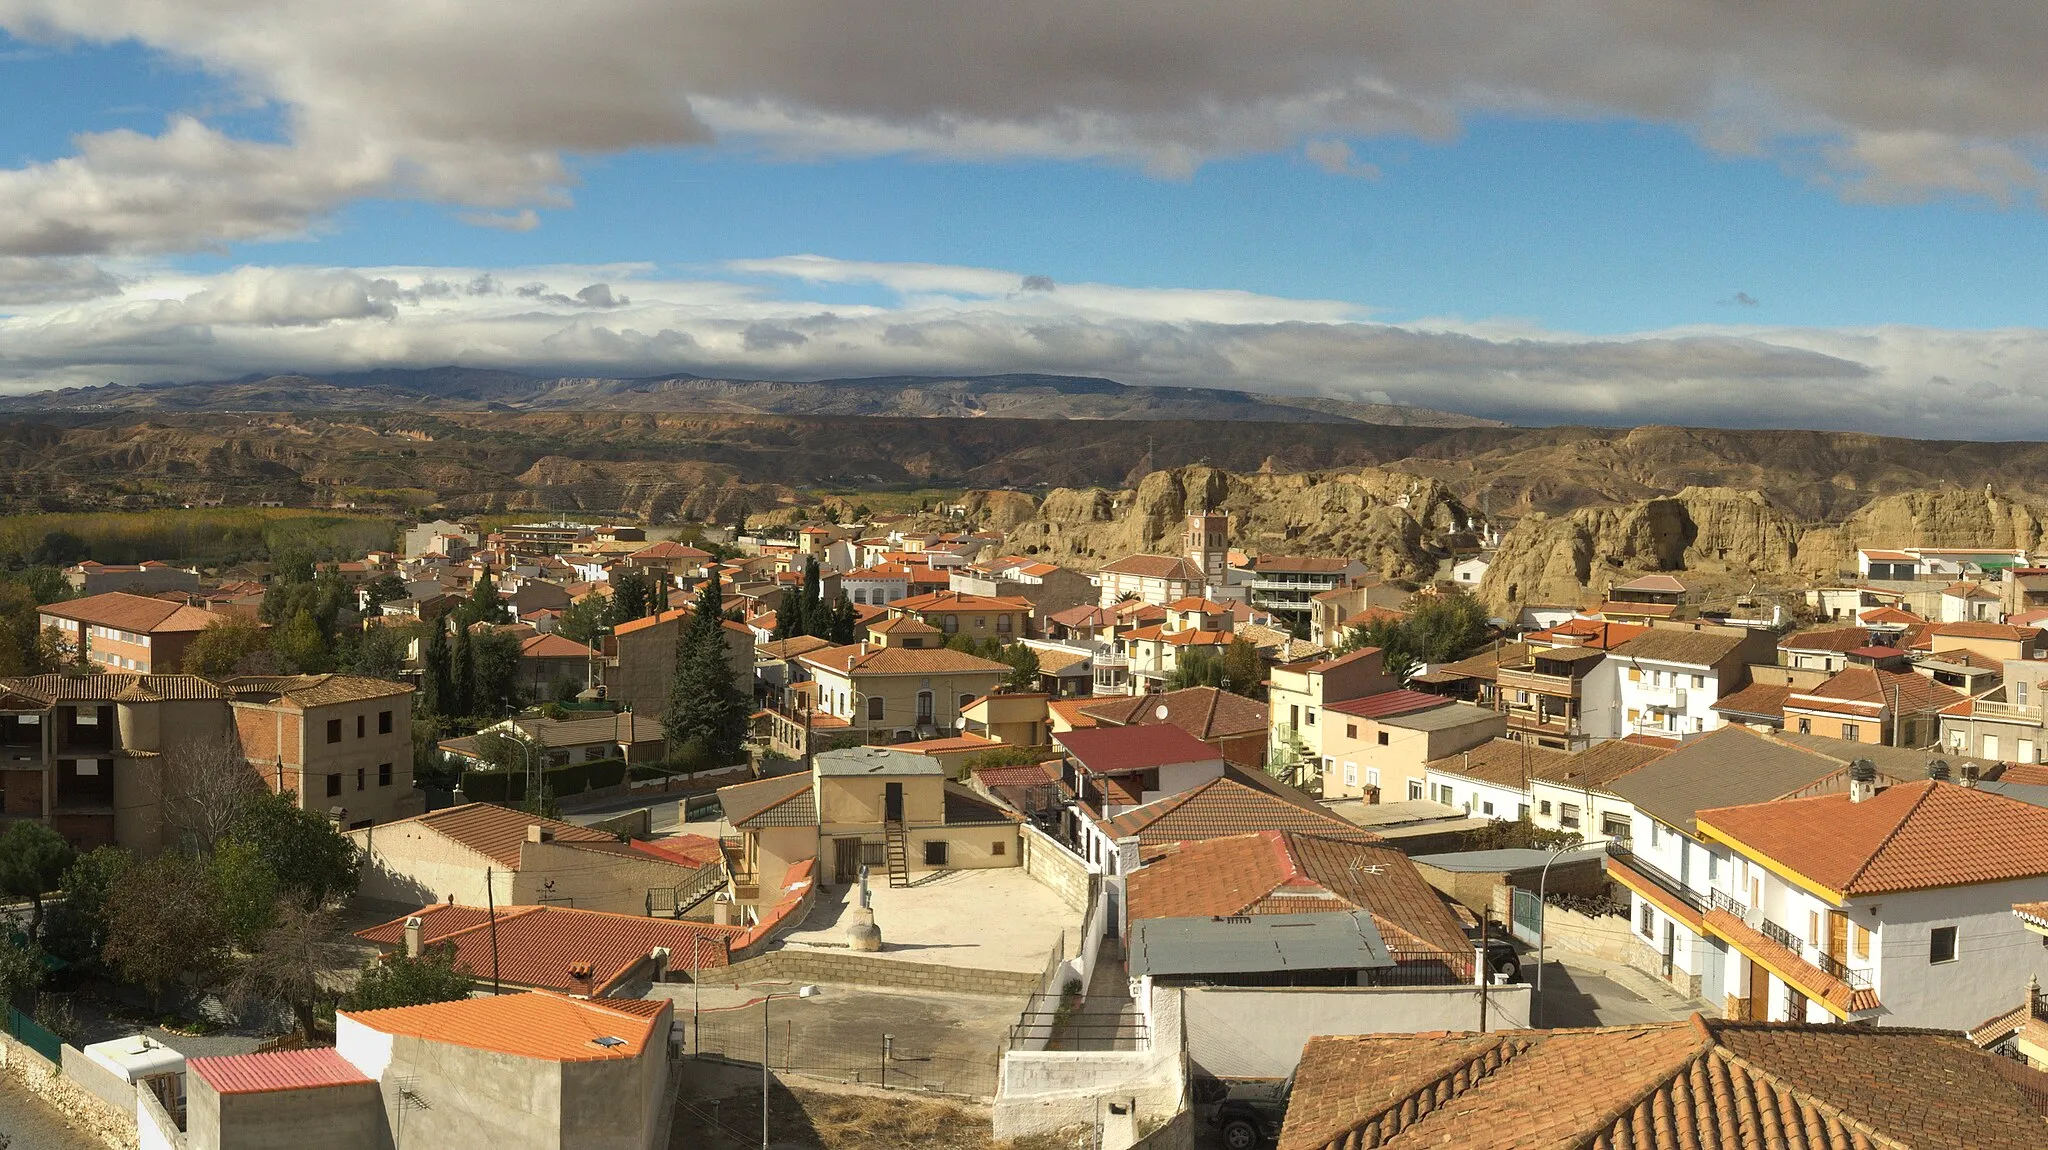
left=1182, top=985, right=1531, bottom=1080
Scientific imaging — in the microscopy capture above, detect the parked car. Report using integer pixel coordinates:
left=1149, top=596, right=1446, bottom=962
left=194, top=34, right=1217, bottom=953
left=1480, top=936, right=1522, bottom=983
left=1195, top=1074, right=1292, bottom=1150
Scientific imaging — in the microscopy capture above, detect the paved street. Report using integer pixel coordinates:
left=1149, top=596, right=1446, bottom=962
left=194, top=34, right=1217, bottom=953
left=1530, top=955, right=1713, bottom=1028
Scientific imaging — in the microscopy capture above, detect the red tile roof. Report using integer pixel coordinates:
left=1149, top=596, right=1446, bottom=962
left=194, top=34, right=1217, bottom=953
left=356, top=903, right=743, bottom=994
left=1055, top=725, right=1222, bottom=773
left=1323, top=689, right=1450, bottom=721
left=1698, top=780, right=2048, bottom=898
left=1100, top=775, right=1366, bottom=843
left=1787, top=667, right=1964, bottom=718
left=40, top=591, right=219, bottom=634
left=1098, top=554, right=1205, bottom=580
left=188, top=1048, right=373, bottom=1095
left=519, top=632, right=598, bottom=659
left=796, top=642, right=1009, bottom=677
left=378, top=803, right=621, bottom=869
left=342, top=991, right=670, bottom=1062
left=1078, top=687, right=1267, bottom=740
left=628, top=833, right=725, bottom=868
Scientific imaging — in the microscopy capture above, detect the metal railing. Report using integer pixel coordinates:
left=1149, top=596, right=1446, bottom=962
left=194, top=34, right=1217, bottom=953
left=1759, top=918, right=1800, bottom=952
left=1814, top=952, right=1874, bottom=991
left=1605, top=841, right=1706, bottom=911
left=1708, top=889, right=1749, bottom=919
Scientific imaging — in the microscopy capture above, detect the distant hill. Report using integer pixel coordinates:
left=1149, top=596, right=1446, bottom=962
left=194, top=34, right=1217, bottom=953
left=0, top=369, right=1505, bottom=428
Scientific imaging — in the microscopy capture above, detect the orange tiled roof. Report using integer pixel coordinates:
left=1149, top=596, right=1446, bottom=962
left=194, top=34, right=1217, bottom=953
left=1101, top=774, right=1361, bottom=843
left=40, top=591, right=218, bottom=633
left=518, top=632, right=598, bottom=659
left=381, top=802, right=621, bottom=869
left=796, top=641, right=1008, bottom=677
left=1098, top=554, right=1205, bottom=580
left=1277, top=1016, right=2048, bottom=1150
left=1079, top=687, right=1266, bottom=740
left=1786, top=666, right=1963, bottom=718
left=1701, top=908, right=1881, bottom=1018
left=342, top=991, right=670, bottom=1062
left=1426, top=738, right=1571, bottom=789
left=1697, top=780, right=2048, bottom=898
left=356, top=903, right=742, bottom=995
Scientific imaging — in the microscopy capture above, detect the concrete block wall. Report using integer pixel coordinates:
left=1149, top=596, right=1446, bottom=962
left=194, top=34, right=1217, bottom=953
left=994, top=982, right=1186, bottom=1145
left=1019, top=825, right=1093, bottom=913
left=715, top=949, right=1039, bottom=998
left=0, top=1035, right=135, bottom=1150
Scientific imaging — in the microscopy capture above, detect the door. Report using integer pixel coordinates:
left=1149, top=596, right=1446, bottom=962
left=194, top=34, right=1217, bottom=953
left=1746, top=959, right=1770, bottom=1022
left=1700, top=938, right=1727, bottom=1004
left=884, top=782, right=904, bottom=822
left=1827, top=910, right=1850, bottom=972
left=916, top=691, right=935, bottom=724
left=833, top=837, right=862, bottom=884
left=1660, top=921, right=1676, bottom=978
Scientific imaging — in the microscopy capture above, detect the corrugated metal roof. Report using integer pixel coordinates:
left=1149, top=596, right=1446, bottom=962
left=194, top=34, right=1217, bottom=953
left=343, top=991, right=668, bottom=1062
left=188, top=1048, right=373, bottom=1095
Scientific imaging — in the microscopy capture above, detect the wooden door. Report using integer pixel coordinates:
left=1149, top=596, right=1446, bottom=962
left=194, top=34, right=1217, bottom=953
left=884, top=781, right=904, bottom=822
left=1828, top=911, right=1850, bottom=969
left=1746, top=959, right=1770, bottom=1021
left=833, top=837, right=861, bottom=884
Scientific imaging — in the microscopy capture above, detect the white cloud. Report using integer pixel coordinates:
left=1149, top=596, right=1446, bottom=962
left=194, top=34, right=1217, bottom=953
left=5, top=2, right=2048, bottom=260
left=5, top=255, right=2048, bottom=439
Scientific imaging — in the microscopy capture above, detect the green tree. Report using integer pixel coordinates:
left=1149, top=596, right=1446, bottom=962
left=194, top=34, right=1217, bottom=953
left=450, top=622, right=475, bottom=717
left=799, top=557, right=822, bottom=636
left=344, top=622, right=407, bottom=679
left=664, top=579, right=748, bottom=766
left=998, top=643, right=1041, bottom=691
left=210, top=840, right=281, bottom=949
left=471, top=629, right=524, bottom=718
left=469, top=728, right=531, bottom=774
left=460, top=572, right=509, bottom=627
left=103, top=852, right=229, bottom=1007
left=961, top=745, right=1048, bottom=771
left=0, top=583, right=54, bottom=677
left=0, top=822, right=74, bottom=943
left=558, top=594, right=609, bottom=646
left=1404, top=589, right=1491, bottom=663
left=422, top=622, right=453, bottom=717
left=183, top=615, right=273, bottom=677
left=43, top=846, right=131, bottom=969
left=362, top=572, right=409, bottom=611
left=225, top=791, right=361, bottom=911
left=341, top=942, right=474, bottom=1011
left=1218, top=637, right=1268, bottom=700
left=608, top=571, right=649, bottom=628
left=0, top=937, right=44, bottom=1009
left=1165, top=649, right=1225, bottom=691
left=272, top=609, right=333, bottom=674
left=827, top=592, right=858, bottom=644
left=231, top=904, right=339, bottom=1039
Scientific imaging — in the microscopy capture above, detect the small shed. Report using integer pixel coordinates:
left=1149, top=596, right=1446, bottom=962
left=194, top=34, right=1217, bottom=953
left=80, top=1034, right=186, bottom=1115
left=1130, top=911, right=1394, bottom=987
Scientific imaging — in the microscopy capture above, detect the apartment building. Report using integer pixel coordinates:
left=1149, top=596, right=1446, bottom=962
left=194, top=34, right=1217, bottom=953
left=1267, top=647, right=1400, bottom=767
left=1096, top=553, right=1208, bottom=609
left=1317, top=694, right=1505, bottom=802
left=62, top=561, right=198, bottom=597
left=886, top=589, right=1036, bottom=641
left=38, top=591, right=221, bottom=674
left=607, top=606, right=755, bottom=720
left=1940, top=658, right=2048, bottom=763
left=794, top=642, right=1008, bottom=742
left=227, top=674, right=421, bottom=828
left=1695, top=773, right=2048, bottom=1030
left=1236, top=554, right=1368, bottom=630
left=1493, top=644, right=1617, bottom=750
left=1610, top=626, right=1774, bottom=738
left=1781, top=658, right=1962, bottom=747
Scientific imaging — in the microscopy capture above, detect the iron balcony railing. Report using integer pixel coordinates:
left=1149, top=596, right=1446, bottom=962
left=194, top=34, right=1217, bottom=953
left=1605, top=841, right=1706, bottom=912
left=1759, top=918, right=1800, bottom=952
left=1815, top=951, right=1874, bottom=991
left=1708, top=889, right=1749, bottom=920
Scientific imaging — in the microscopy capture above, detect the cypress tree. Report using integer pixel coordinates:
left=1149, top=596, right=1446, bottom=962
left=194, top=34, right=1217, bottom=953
left=450, top=622, right=475, bottom=719
left=800, top=557, right=822, bottom=637
left=827, top=592, right=857, bottom=644
left=664, top=577, right=747, bottom=765
left=423, top=623, right=452, bottom=717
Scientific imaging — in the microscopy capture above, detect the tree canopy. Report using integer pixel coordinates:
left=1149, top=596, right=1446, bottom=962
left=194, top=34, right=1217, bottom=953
left=665, top=578, right=748, bottom=766
left=0, top=821, right=74, bottom=943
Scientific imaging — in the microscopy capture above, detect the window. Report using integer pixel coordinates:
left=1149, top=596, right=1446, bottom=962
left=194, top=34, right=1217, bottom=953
left=1854, top=924, right=1870, bottom=960
left=326, top=773, right=341, bottom=797
left=997, top=615, right=1012, bottom=633
left=1539, top=800, right=1553, bottom=816
left=1639, top=900, right=1655, bottom=938
left=1809, top=910, right=1820, bottom=947
left=1342, top=762, right=1358, bottom=787
left=943, top=615, right=958, bottom=633
left=1707, top=852, right=1718, bottom=881
left=1366, top=768, right=1380, bottom=788
left=1560, top=803, right=1582, bottom=830
left=923, top=840, right=949, bottom=866
left=1797, top=717, right=1811, bottom=734
left=1841, top=723, right=1859, bottom=740
left=1481, top=800, right=1495, bottom=816
left=1376, top=731, right=1389, bottom=746
left=1692, top=675, right=1704, bottom=689
left=2019, top=681, right=2031, bottom=707
left=959, top=693, right=975, bottom=711
left=867, top=697, right=885, bottom=721
left=1432, top=783, right=1454, bottom=805
left=356, top=767, right=366, bottom=792
left=973, top=616, right=985, bottom=630
left=1694, top=718, right=1704, bottom=732
left=584, top=746, right=605, bottom=761
left=326, top=719, right=342, bottom=744
left=2024, top=739, right=2039, bottom=764
left=1930, top=925, right=1959, bottom=964
left=1985, top=734, right=2001, bottom=759
left=1346, top=724, right=1357, bottom=739
left=1602, top=814, right=1630, bottom=839
left=378, top=762, right=393, bottom=787
left=1628, top=668, right=1641, bottom=682
left=1649, top=821, right=1660, bottom=847
left=1305, top=710, right=1316, bottom=726
left=991, top=840, right=1005, bottom=856
left=356, top=715, right=366, bottom=738
left=378, top=710, right=393, bottom=734
left=1408, top=780, right=1424, bottom=800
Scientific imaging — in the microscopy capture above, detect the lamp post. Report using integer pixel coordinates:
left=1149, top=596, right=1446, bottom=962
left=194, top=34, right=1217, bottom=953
left=1532, top=839, right=1583, bottom=1027
left=758, top=987, right=816, bottom=1150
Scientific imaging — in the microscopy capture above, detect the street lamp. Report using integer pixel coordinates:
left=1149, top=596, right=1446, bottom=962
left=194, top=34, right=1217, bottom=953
left=1532, top=839, right=1585, bottom=1027
left=757, top=986, right=818, bottom=1149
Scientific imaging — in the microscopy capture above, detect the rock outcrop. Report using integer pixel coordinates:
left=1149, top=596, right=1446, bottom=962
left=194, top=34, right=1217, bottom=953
left=1001, top=465, right=1472, bottom=582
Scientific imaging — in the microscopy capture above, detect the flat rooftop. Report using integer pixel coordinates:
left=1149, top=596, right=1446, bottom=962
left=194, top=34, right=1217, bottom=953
left=776, top=866, right=1080, bottom=974
left=814, top=746, right=945, bottom=777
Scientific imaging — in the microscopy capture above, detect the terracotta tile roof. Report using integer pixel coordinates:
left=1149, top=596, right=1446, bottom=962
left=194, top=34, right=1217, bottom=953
left=1291, top=646, right=1382, bottom=674
left=1047, top=605, right=1115, bottom=628
left=1860, top=605, right=1926, bottom=625
left=796, top=642, right=1009, bottom=677
left=1099, top=554, right=1206, bottom=580
left=226, top=673, right=414, bottom=707
left=629, top=540, right=710, bottom=561
left=1047, top=697, right=1101, bottom=729
left=2015, top=902, right=2048, bottom=930
left=888, top=590, right=1034, bottom=613
left=1078, top=687, right=1267, bottom=740
left=1056, top=725, right=1222, bottom=773
left=972, top=762, right=1061, bottom=789
left=356, top=904, right=742, bottom=994
left=1525, top=619, right=1644, bottom=649
left=0, top=672, right=227, bottom=703
left=40, top=591, right=206, bottom=633
left=1711, top=681, right=1794, bottom=720
left=627, top=833, right=724, bottom=868
left=1996, top=763, right=2048, bottom=786
left=1925, top=621, right=2043, bottom=643
left=1035, top=648, right=1091, bottom=674
left=383, top=802, right=620, bottom=869
left=1534, top=738, right=1670, bottom=793
left=1791, top=666, right=1963, bottom=716
left=1596, top=599, right=1680, bottom=617
left=356, top=903, right=524, bottom=947
left=1699, top=780, right=2048, bottom=898
left=188, top=1048, right=373, bottom=1095
left=1945, top=581, right=2003, bottom=599
left=1322, top=689, right=1450, bottom=721
left=342, top=991, right=671, bottom=1061
left=1610, top=628, right=1750, bottom=667
left=1779, top=626, right=1877, bottom=653
left=1125, top=830, right=1469, bottom=963
left=1280, top=1016, right=2048, bottom=1150
left=867, top=615, right=941, bottom=635
left=1431, top=642, right=1531, bottom=683
left=612, top=606, right=753, bottom=640
left=1101, top=775, right=1367, bottom=842
left=758, top=635, right=833, bottom=660
left=1426, top=738, right=1571, bottom=789
left=519, top=632, right=598, bottom=659
left=1614, top=573, right=1689, bottom=594
left=1701, top=907, right=1879, bottom=1017
left=717, top=772, right=816, bottom=828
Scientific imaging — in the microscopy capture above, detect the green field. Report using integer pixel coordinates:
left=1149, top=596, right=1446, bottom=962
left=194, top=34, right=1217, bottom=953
left=0, top=508, right=400, bottom=568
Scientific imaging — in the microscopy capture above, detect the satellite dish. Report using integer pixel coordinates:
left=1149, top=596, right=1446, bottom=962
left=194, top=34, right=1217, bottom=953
left=1155, top=704, right=1170, bottom=721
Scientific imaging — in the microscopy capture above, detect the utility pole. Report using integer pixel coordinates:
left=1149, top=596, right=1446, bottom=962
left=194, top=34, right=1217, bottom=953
left=485, top=867, right=501, bottom=994
left=1477, top=907, right=1491, bottom=1033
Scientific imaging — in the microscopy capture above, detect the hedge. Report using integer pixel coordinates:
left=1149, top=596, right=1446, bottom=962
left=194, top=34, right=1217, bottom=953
left=461, top=756, right=628, bottom=803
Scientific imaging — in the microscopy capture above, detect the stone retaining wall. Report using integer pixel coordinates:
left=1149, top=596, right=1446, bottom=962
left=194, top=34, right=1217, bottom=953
left=1020, top=825, right=1093, bottom=913
left=0, top=1034, right=138, bottom=1150
left=714, top=948, right=1037, bottom=998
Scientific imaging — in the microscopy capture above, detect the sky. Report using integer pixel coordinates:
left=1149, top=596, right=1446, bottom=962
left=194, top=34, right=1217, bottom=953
left=5, top=4, right=2048, bottom=437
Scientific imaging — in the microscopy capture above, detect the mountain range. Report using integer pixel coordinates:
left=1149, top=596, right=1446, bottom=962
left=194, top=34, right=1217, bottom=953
left=0, top=368, right=1504, bottom=428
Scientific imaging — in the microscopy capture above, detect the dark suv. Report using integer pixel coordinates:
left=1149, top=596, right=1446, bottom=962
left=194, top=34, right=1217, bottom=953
left=1195, top=1075, right=1292, bottom=1150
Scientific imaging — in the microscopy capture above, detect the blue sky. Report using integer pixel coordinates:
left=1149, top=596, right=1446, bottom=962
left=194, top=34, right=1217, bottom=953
left=5, top=5, right=2048, bottom=436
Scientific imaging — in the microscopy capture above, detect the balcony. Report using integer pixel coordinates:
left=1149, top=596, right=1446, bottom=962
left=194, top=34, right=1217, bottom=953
left=1971, top=698, right=2043, bottom=723
left=1815, top=951, right=1874, bottom=992
left=1759, top=918, right=1800, bottom=952
left=1701, top=907, right=1880, bottom=1016
left=1605, top=841, right=1706, bottom=914
left=1498, top=668, right=1583, bottom=697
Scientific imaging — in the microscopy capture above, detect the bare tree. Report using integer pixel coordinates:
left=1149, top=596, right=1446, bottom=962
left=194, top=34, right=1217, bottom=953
left=160, top=731, right=267, bottom=854
left=229, top=902, right=345, bottom=1038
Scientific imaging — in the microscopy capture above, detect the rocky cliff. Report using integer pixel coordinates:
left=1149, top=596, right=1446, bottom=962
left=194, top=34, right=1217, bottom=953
left=1000, top=465, right=1473, bottom=582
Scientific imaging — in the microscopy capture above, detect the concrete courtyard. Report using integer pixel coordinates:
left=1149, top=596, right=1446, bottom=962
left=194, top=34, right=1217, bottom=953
left=778, top=867, right=1081, bottom=974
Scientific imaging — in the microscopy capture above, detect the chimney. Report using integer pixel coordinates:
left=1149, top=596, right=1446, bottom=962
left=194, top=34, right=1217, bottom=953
left=649, top=946, right=671, bottom=981
left=526, top=824, right=552, bottom=843
left=1927, top=759, right=1951, bottom=783
left=403, top=915, right=423, bottom=958
left=568, top=961, right=594, bottom=997
left=1848, top=758, right=1877, bottom=803
left=1961, top=761, right=1982, bottom=788
left=2031, top=974, right=2042, bottom=1018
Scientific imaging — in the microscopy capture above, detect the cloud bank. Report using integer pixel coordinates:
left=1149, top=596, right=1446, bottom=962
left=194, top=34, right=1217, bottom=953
left=6, top=2, right=2048, bottom=260
left=1, top=256, right=2043, bottom=440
